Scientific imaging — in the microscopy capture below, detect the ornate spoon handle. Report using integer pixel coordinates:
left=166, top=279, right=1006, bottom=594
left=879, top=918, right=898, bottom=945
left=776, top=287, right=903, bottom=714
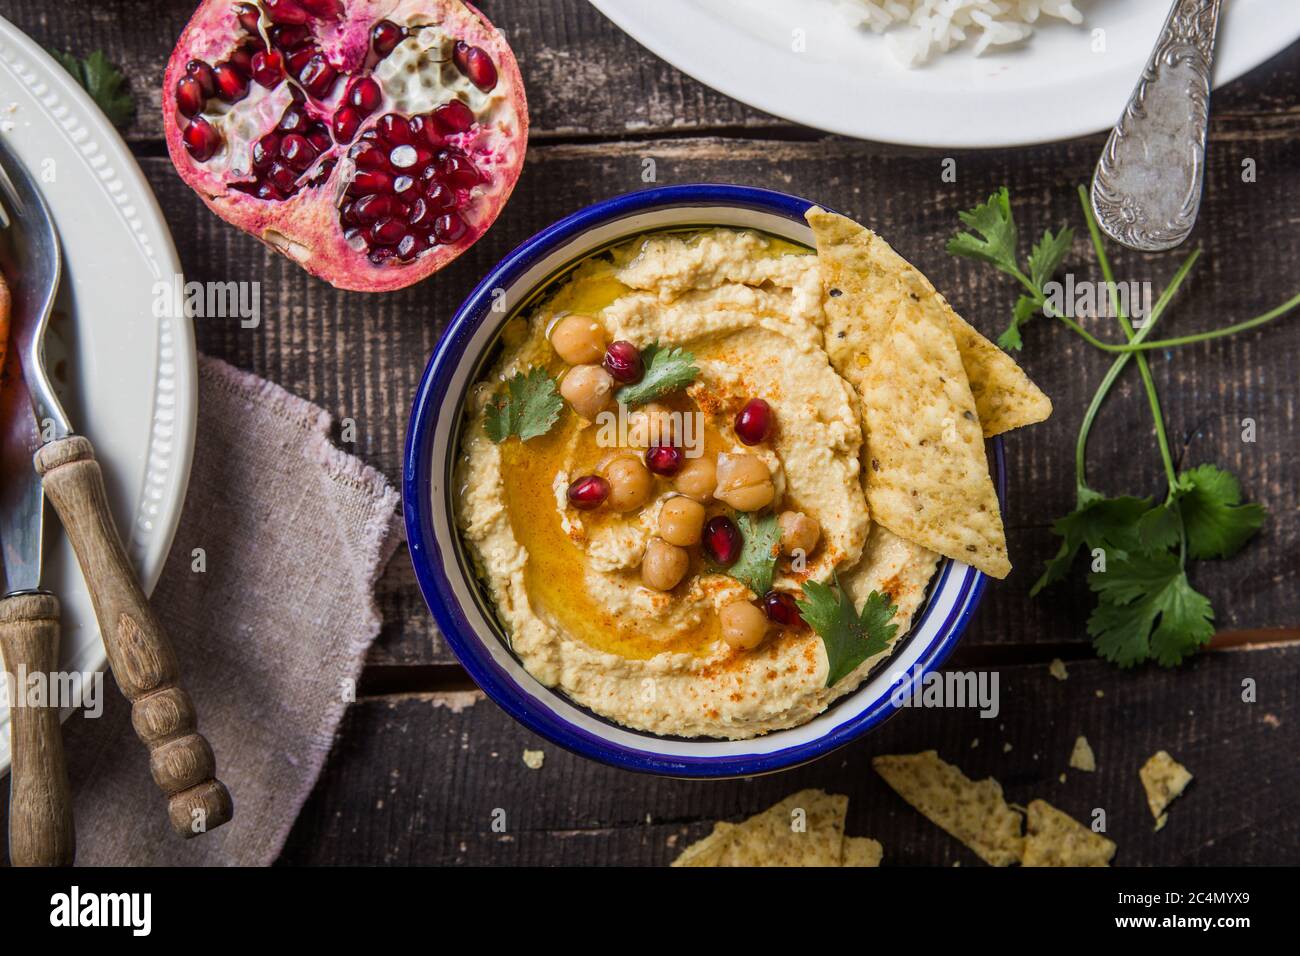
left=1091, top=0, right=1224, bottom=252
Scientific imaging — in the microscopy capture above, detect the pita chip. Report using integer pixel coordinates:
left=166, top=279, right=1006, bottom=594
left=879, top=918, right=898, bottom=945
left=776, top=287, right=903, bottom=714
left=1140, top=751, right=1193, bottom=826
left=1022, top=799, right=1116, bottom=867
left=672, top=790, right=849, bottom=867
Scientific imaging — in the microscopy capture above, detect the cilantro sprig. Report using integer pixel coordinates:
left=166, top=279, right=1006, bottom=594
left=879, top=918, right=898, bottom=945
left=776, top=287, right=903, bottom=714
left=982, top=186, right=1290, bottom=668
left=720, top=512, right=781, bottom=597
left=615, top=342, right=698, bottom=406
left=51, top=50, right=134, bottom=129
left=795, top=574, right=899, bottom=687
left=483, top=367, right=563, bottom=443
left=947, top=187, right=1074, bottom=350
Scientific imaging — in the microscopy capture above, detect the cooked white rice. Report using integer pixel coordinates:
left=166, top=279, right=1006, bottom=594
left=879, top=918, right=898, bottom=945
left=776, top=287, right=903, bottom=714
left=835, top=0, right=1086, bottom=67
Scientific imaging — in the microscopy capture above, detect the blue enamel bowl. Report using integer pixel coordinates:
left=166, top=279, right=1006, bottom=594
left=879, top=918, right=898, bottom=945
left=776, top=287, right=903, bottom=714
left=404, top=184, right=1004, bottom=777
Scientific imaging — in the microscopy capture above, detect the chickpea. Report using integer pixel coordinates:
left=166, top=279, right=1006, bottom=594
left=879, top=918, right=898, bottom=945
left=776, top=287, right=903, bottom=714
left=626, top=401, right=675, bottom=448
left=719, top=600, right=770, bottom=651
left=603, top=454, right=654, bottom=513
left=642, top=537, right=689, bottom=591
left=778, top=511, right=821, bottom=556
left=673, top=455, right=717, bottom=501
left=658, top=496, right=705, bottom=546
left=714, top=451, right=775, bottom=512
left=550, top=314, right=607, bottom=365
left=560, top=364, right=615, bottom=421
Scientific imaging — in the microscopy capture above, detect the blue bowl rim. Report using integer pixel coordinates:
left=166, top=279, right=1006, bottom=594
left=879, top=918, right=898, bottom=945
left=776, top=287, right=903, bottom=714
left=403, top=183, right=1004, bottom=778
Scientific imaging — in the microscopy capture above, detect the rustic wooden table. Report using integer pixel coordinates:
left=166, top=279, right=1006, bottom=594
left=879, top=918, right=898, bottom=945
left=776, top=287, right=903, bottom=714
left=7, top=0, right=1298, bottom=866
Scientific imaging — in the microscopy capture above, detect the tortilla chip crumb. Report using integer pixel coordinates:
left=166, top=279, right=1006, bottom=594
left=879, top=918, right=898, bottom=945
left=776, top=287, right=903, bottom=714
left=1140, top=751, right=1193, bottom=823
left=1069, top=735, right=1097, bottom=772
left=521, top=749, right=545, bottom=770
left=1058, top=773, right=1067, bottom=784
left=970, top=738, right=980, bottom=749
left=873, top=751, right=1024, bottom=866
left=1049, top=658, right=1069, bottom=681
left=1095, top=689, right=1105, bottom=699
left=1002, top=742, right=1013, bottom=753
left=1022, top=799, right=1116, bottom=867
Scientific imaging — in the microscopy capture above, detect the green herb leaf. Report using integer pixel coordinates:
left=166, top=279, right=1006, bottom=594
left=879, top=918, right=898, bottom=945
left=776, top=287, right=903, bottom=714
left=723, top=512, right=781, bottom=596
left=1173, top=464, right=1266, bottom=560
left=1087, top=552, right=1215, bottom=668
left=997, top=294, right=1039, bottom=351
left=52, top=50, right=134, bottom=129
left=483, top=367, right=563, bottom=443
left=946, top=187, right=1019, bottom=275
left=1028, top=227, right=1075, bottom=292
left=1030, top=488, right=1152, bottom=596
left=796, top=575, right=899, bottom=688
left=614, top=342, right=699, bottom=406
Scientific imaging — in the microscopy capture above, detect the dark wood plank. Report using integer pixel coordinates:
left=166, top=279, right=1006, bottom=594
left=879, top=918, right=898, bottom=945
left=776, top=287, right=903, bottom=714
left=278, top=644, right=1300, bottom=865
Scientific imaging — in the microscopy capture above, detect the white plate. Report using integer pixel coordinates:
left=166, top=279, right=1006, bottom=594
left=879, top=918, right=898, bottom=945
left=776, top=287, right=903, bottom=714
left=589, top=0, right=1300, bottom=147
left=0, top=17, right=196, bottom=773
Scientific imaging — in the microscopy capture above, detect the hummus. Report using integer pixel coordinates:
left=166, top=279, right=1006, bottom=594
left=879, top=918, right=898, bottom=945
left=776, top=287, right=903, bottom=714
left=456, top=228, right=939, bottom=739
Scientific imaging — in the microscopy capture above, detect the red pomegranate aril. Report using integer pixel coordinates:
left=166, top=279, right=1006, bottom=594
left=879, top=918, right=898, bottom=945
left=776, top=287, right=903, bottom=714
left=441, top=154, right=480, bottom=188
left=353, top=193, right=404, bottom=223
left=270, top=24, right=309, bottom=49
left=377, top=113, right=413, bottom=145
left=369, top=218, right=406, bottom=245
left=236, top=3, right=261, bottom=33
left=298, top=0, right=340, bottom=17
left=703, top=516, right=742, bottom=566
left=268, top=162, right=297, bottom=192
left=227, top=45, right=254, bottom=74
left=433, top=212, right=466, bottom=243
left=349, top=77, right=382, bottom=115
left=176, top=76, right=205, bottom=117
left=368, top=247, right=394, bottom=264
left=393, top=175, right=417, bottom=197
left=351, top=142, right=389, bottom=171
left=424, top=182, right=456, bottom=210
left=567, top=475, right=609, bottom=511
left=306, top=123, right=331, bottom=152
left=298, top=55, right=338, bottom=99
left=371, top=19, right=405, bottom=57
left=254, top=182, right=284, bottom=201
left=396, top=232, right=426, bottom=261
left=251, top=133, right=280, bottom=169
left=734, top=398, right=773, bottom=445
left=250, top=50, right=284, bottom=87
left=285, top=45, right=317, bottom=77
left=408, top=115, right=440, bottom=148
left=212, top=63, right=249, bottom=103
left=332, top=106, right=361, bottom=143
left=433, top=99, right=474, bottom=134
left=762, top=591, right=805, bottom=629
left=645, top=445, right=683, bottom=476
left=453, top=42, right=498, bottom=92
left=407, top=197, right=434, bottom=231
left=264, top=0, right=308, bottom=25
left=603, top=341, right=644, bottom=383
left=182, top=117, right=222, bottom=161
left=350, top=169, right=394, bottom=194
left=280, top=133, right=314, bottom=170
left=278, top=107, right=307, bottom=133
left=186, top=59, right=216, bottom=97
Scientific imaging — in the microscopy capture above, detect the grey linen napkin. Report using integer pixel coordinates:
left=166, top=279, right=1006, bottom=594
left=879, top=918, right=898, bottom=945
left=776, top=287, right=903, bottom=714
left=60, top=355, right=400, bottom=865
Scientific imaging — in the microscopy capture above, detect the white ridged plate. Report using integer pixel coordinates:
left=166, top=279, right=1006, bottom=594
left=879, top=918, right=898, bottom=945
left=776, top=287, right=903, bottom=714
left=0, top=17, right=197, bottom=774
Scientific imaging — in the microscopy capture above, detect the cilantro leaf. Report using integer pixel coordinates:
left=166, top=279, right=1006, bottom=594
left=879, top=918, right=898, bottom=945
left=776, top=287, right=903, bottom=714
left=1030, top=488, right=1152, bottom=596
left=1174, top=465, right=1265, bottom=560
left=1087, top=552, right=1214, bottom=668
left=796, top=575, right=899, bottom=688
left=52, top=50, right=134, bottom=129
left=946, top=187, right=1019, bottom=275
left=1028, top=227, right=1075, bottom=292
left=723, top=512, right=781, bottom=596
left=997, top=294, right=1039, bottom=351
left=483, top=367, right=563, bottom=443
left=614, top=342, right=698, bottom=407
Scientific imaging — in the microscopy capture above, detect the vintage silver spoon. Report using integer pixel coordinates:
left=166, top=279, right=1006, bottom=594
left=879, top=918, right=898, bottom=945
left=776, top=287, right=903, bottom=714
left=1091, top=0, right=1224, bottom=252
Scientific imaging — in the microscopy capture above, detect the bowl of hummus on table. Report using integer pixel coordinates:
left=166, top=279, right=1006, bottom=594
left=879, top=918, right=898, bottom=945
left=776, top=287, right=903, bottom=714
left=404, top=184, right=1051, bottom=776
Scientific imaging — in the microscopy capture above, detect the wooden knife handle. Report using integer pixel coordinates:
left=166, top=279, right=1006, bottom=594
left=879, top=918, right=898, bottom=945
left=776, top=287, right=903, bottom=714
left=0, top=591, right=75, bottom=865
left=34, top=435, right=233, bottom=838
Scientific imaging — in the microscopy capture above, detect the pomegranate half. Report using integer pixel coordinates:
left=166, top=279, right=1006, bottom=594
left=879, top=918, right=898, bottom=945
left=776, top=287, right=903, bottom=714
left=163, top=0, right=528, bottom=292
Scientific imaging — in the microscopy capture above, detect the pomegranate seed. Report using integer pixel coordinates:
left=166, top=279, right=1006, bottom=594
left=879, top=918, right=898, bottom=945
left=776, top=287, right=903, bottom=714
left=603, top=341, right=644, bottom=383
left=453, top=42, right=498, bottom=92
left=278, top=107, right=307, bottom=133
left=270, top=24, right=309, bottom=49
left=389, top=144, right=419, bottom=169
left=182, top=117, right=222, bottom=161
left=377, top=113, right=412, bottom=145
left=286, top=45, right=317, bottom=77
left=268, top=162, right=297, bottom=191
left=393, top=174, right=416, bottom=197
left=175, top=76, right=205, bottom=117
left=298, top=0, right=340, bottom=17
left=280, top=133, right=314, bottom=170
left=424, top=182, right=456, bottom=210
left=433, top=99, right=474, bottom=134
left=353, top=193, right=405, bottom=223
left=433, top=212, right=466, bottom=243
left=407, top=197, right=434, bottom=231
left=567, top=476, right=609, bottom=510
left=236, top=3, right=262, bottom=33
left=734, top=398, right=773, bottom=445
left=441, top=153, right=479, bottom=188
left=306, top=123, right=331, bottom=152
left=212, top=63, right=249, bottom=102
left=251, top=133, right=280, bottom=169
left=408, top=115, right=440, bottom=147
left=645, top=445, right=683, bottom=476
left=298, top=55, right=337, bottom=98
left=250, top=50, right=284, bottom=87
left=254, top=182, right=284, bottom=201
left=186, top=60, right=216, bottom=97
left=349, top=170, right=394, bottom=195
left=702, top=516, right=742, bottom=567
left=349, top=77, right=382, bottom=115
left=368, top=247, right=394, bottom=264
left=332, top=106, right=361, bottom=143
left=369, top=217, right=406, bottom=245
left=351, top=142, right=389, bottom=170
left=310, top=158, right=335, bottom=185
left=763, top=591, right=805, bottom=628
left=396, top=232, right=426, bottom=261
left=264, top=0, right=308, bottom=25
left=228, top=45, right=254, bottom=74
left=371, top=20, right=405, bottom=56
